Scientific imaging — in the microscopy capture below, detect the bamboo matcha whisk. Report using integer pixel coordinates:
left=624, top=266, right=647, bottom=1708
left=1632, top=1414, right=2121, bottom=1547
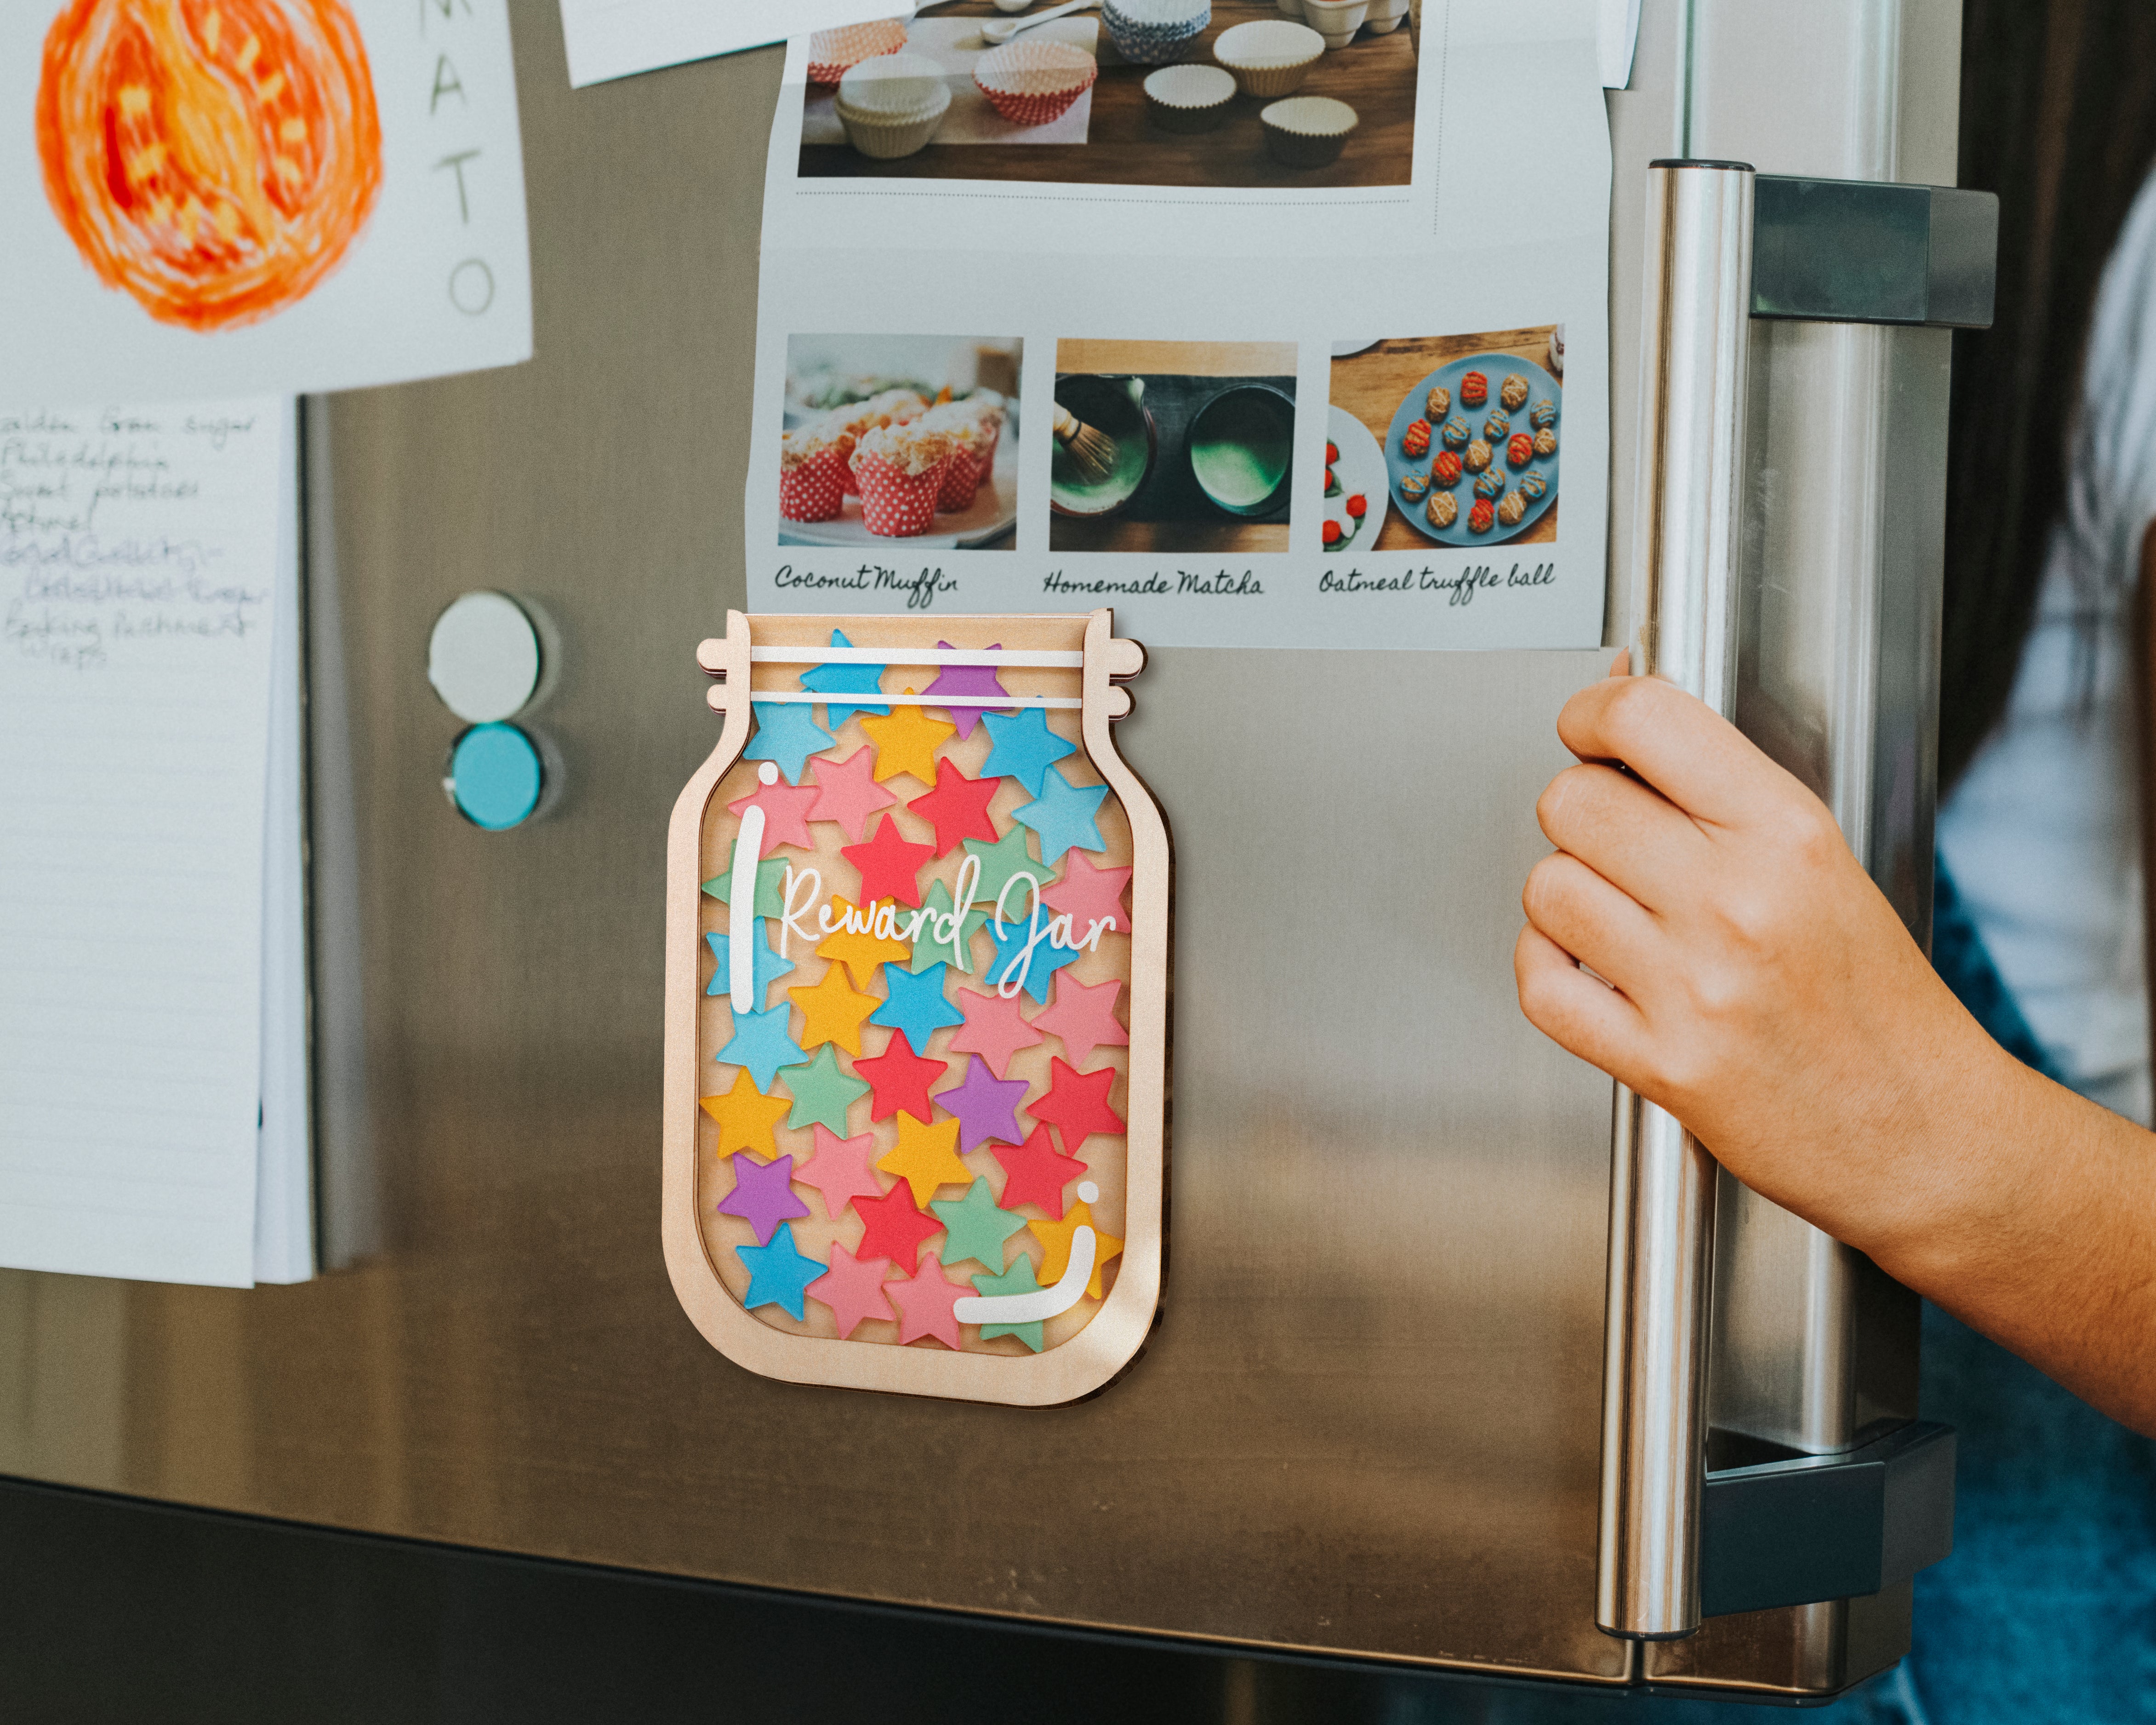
left=1052, top=402, right=1119, bottom=484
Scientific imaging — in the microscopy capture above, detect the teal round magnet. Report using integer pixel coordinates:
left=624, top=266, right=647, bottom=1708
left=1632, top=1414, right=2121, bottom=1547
left=447, top=722, right=543, bottom=830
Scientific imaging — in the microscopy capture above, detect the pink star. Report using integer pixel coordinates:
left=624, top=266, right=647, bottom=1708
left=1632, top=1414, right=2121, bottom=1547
left=804, top=745, right=898, bottom=842
left=888, top=1250, right=967, bottom=1348
left=807, top=1242, right=895, bottom=1338
left=1041, top=851, right=1132, bottom=937
left=947, top=987, right=1045, bottom=1079
left=922, top=641, right=1012, bottom=739
left=1031, top=975, right=1128, bottom=1068
left=792, top=1125, right=884, bottom=1220
left=728, top=778, right=820, bottom=853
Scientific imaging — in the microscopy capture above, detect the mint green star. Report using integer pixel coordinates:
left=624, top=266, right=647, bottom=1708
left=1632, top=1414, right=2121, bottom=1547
left=907, top=877, right=990, bottom=975
left=930, top=1177, right=1027, bottom=1272
left=962, top=826, right=1044, bottom=918
left=970, top=1252, right=1048, bottom=1351
left=702, top=855, right=789, bottom=920
left=776, top=1043, right=869, bottom=1134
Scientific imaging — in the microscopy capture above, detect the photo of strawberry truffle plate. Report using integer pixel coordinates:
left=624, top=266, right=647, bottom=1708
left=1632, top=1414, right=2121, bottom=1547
left=1379, top=349, right=1560, bottom=548
left=1320, top=406, right=1386, bottom=558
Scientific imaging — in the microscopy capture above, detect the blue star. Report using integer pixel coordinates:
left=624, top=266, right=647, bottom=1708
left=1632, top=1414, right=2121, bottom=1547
left=873, top=960, right=966, bottom=1047
left=705, top=922, right=796, bottom=1006
left=799, top=629, right=890, bottom=730
left=717, top=1000, right=805, bottom=1091
left=980, top=707, right=1077, bottom=797
left=743, top=701, right=833, bottom=784
left=736, top=1226, right=825, bottom=1321
left=1012, top=764, right=1108, bottom=864
left=985, top=914, right=1081, bottom=1004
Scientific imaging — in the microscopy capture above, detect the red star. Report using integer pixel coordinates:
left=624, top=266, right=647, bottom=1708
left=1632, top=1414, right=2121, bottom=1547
left=887, top=1250, right=966, bottom=1348
left=1030, top=1057, right=1124, bottom=1154
left=1040, top=851, right=1132, bottom=935
left=839, top=814, right=935, bottom=908
left=727, top=778, right=820, bottom=852
left=853, top=1030, right=947, bottom=1124
left=906, top=757, right=1002, bottom=857
left=852, top=1181, right=945, bottom=1274
left=990, top=1123, right=1088, bottom=1219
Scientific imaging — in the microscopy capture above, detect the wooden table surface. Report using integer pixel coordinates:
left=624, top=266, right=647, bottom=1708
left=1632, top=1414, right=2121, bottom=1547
left=1329, top=329, right=1562, bottom=551
left=799, top=0, right=1418, bottom=191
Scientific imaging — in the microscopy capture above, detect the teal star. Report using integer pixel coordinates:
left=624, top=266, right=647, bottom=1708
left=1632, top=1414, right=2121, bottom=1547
left=930, top=1176, right=1027, bottom=1272
left=799, top=628, right=890, bottom=729
left=874, top=961, right=966, bottom=1047
left=776, top=1042, right=871, bottom=1134
left=704, top=921, right=796, bottom=1006
left=736, top=1227, right=825, bottom=1321
left=971, top=1253, right=1048, bottom=1351
left=744, top=701, right=833, bottom=784
left=907, top=878, right=990, bottom=974
left=718, top=1000, right=806, bottom=1091
left=1012, top=764, right=1107, bottom=865
left=962, top=826, right=1045, bottom=917
left=980, top=707, right=1077, bottom=796
left=985, top=916, right=1080, bottom=1005
left=702, top=854, right=789, bottom=920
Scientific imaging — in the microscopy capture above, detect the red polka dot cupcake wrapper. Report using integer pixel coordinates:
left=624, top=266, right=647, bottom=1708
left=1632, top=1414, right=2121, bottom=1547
left=779, top=449, right=849, bottom=523
left=854, top=451, right=946, bottom=537
left=935, top=444, right=987, bottom=512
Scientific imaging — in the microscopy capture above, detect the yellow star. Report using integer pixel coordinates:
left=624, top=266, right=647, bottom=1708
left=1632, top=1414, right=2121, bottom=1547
left=1030, top=1201, right=1124, bottom=1301
left=698, top=1066, right=792, bottom=1159
left=787, top=960, right=880, bottom=1057
left=816, top=897, right=910, bottom=989
left=876, top=1114, right=970, bottom=1207
left=861, top=693, right=956, bottom=785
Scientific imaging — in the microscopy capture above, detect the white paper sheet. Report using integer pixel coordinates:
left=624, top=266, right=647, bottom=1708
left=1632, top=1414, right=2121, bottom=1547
left=561, top=0, right=916, bottom=87
left=0, top=397, right=287, bottom=1286
left=0, top=2, right=532, bottom=403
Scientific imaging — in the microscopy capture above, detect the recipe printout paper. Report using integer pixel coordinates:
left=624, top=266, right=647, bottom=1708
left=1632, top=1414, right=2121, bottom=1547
left=743, top=0, right=1611, bottom=652
left=0, top=1, right=531, bottom=404
left=560, top=0, right=915, bottom=88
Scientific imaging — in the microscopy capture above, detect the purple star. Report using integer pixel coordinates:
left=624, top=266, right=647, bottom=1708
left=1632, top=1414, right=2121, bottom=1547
left=934, top=1056, right=1030, bottom=1154
left=923, top=640, right=1013, bottom=740
left=717, top=1151, right=810, bottom=1243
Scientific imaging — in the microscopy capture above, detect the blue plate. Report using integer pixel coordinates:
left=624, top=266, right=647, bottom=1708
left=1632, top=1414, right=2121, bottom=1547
left=1381, top=353, right=1561, bottom=548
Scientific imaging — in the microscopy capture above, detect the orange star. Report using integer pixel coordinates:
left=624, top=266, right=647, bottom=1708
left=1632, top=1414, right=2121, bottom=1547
left=816, top=897, right=910, bottom=988
left=698, top=1067, right=792, bottom=1159
left=788, top=961, right=881, bottom=1057
left=876, top=1114, right=970, bottom=1207
left=861, top=694, right=956, bottom=785
left=1029, top=1200, right=1124, bottom=1300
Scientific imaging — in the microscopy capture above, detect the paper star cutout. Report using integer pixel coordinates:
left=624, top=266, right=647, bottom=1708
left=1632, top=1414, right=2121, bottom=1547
left=727, top=778, right=819, bottom=853
left=702, top=854, right=788, bottom=920
left=888, top=1251, right=968, bottom=1348
left=1031, top=975, right=1128, bottom=1068
left=798, top=629, right=890, bottom=729
left=948, top=987, right=1045, bottom=1079
left=841, top=814, right=935, bottom=909
left=854, top=1030, right=947, bottom=1124
left=804, top=744, right=897, bottom=841
left=704, top=921, right=795, bottom=1006
left=930, top=1175, right=1028, bottom=1272
left=935, top=1055, right=1030, bottom=1154
left=793, top=1124, right=884, bottom=1220
left=788, top=961, right=880, bottom=1057
left=961, top=826, right=1044, bottom=915
left=970, top=1253, right=1048, bottom=1351
left=907, top=757, right=1002, bottom=857
left=699, top=1067, right=792, bottom=1159
left=922, top=641, right=1012, bottom=739
left=716, top=1000, right=806, bottom=1091
left=716, top=1151, right=810, bottom=1244
left=1031, top=1057, right=1125, bottom=1154
left=991, top=1125, right=1088, bottom=1220
left=873, top=961, right=966, bottom=1047
left=777, top=1042, right=871, bottom=1134
left=816, top=896, right=909, bottom=988
left=854, top=1181, right=944, bottom=1274
left=737, top=1225, right=825, bottom=1320
left=1013, top=764, right=1108, bottom=865
left=984, top=916, right=1080, bottom=1005
left=860, top=696, right=955, bottom=785
left=1030, top=1200, right=1122, bottom=1300
left=806, top=1242, right=895, bottom=1338
left=981, top=707, right=1078, bottom=797
left=743, top=702, right=834, bottom=784
left=906, top=880, right=989, bottom=975
left=1040, top=851, right=1131, bottom=938
left=877, top=1114, right=970, bottom=1208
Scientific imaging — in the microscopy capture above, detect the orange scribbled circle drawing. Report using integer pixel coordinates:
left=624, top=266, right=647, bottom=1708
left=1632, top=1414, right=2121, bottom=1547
left=36, top=0, right=383, bottom=333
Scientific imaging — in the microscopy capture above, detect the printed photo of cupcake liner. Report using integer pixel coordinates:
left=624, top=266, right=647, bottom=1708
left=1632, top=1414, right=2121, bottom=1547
left=974, top=40, right=1101, bottom=128
left=780, top=447, right=850, bottom=523
left=1261, top=95, right=1359, bottom=167
left=1212, top=19, right=1325, bottom=98
left=1143, top=63, right=1237, bottom=132
left=835, top=52, right=953, bottom=158
left=935, top=443, right=988, bottom=512
left=854, top=450, right=948, bottom=537
left=1102, top=0, right=1211, bottom=67
left=807, top=17, right=910, bottom=85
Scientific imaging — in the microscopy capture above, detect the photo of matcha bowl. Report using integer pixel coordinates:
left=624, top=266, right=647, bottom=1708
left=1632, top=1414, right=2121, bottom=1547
left=1186, top=382, right=1295, bottom=517
left=1049, top=373, right=1158, bottom=521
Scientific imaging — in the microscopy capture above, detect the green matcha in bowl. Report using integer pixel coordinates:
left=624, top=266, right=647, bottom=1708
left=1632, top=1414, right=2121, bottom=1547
left=1186, top=383, right=1295, bottom=517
